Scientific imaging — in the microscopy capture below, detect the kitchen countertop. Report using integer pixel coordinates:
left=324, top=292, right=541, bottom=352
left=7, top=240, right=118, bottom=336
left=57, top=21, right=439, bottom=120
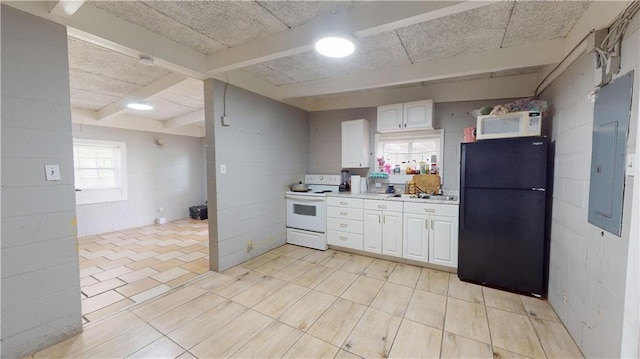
left=327, top=191, right=459, bottom=205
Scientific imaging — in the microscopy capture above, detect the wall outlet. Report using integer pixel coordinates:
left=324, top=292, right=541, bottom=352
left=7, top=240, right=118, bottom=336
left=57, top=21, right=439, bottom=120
left=246, top=240, right=254, bottom=253
left=562, top=290, right=568, bottom=305
left=44, top=165, right=61, bottom=181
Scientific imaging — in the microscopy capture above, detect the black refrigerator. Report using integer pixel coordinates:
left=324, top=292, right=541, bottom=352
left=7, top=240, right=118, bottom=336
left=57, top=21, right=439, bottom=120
left=459, top=136, right=552, bottom=297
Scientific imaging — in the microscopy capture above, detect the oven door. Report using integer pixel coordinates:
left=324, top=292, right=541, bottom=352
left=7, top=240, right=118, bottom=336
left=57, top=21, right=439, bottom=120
left=286, top=194, right=326, bottom=233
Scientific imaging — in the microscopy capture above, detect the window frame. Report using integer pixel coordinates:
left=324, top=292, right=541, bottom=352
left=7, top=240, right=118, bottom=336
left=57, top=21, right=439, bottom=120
left=374, top=129, right=444, bottom=184
left=73, top=138, right=128, bottom=205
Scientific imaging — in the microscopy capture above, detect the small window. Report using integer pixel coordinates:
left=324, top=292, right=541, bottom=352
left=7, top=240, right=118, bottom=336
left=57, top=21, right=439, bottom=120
left=375, top=130, right=443, bottom=179
left=73, top=139, right=127, bottom=205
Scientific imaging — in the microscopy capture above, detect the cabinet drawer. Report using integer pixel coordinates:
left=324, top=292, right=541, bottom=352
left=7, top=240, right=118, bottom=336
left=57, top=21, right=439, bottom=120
left=327, top=230, right=363, bottom=250
left=327, top=197, right=363, bottom=209
left=327, top=206, right=363, bottom=220
left=327, top=217, right=363, bottom=234
left=403, top=202, right=458, bottom=217
left=364, top=199, right=403, bottom=212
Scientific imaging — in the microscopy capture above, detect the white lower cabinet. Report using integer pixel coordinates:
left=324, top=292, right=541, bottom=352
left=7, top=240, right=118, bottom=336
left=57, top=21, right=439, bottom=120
left=363, top=200, right=403, bottom=258
left=327, top=197, right=458, bottom=269
left=327, top=198, right=364, bottom=250
left=403, top=202, right=459, bottom=269
left=403, top=213, right=429, bottom=262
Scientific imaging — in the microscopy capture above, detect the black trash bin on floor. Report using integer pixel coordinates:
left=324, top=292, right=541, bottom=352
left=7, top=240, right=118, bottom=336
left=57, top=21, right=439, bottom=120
left=189, top=205, right=208, bottom=220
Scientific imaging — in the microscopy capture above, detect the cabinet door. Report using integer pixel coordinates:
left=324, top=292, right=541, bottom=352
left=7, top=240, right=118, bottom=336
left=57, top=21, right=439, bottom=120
left=363, top=210, right=382, bottom=254
left=429, top=215, right=458, bottom=268
left=403, top=213, right=428, bottom=262
left=377, top=104, right=403, bottom=132
left=404, top=99, right=433, bottom=130
left=382, top=211, right=402, bottom=257
left=341, top=120, right=362, bottom=167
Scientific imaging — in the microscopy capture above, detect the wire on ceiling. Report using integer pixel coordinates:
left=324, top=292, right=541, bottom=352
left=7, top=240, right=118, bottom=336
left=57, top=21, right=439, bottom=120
left=535, top=1, right=640, bottom=96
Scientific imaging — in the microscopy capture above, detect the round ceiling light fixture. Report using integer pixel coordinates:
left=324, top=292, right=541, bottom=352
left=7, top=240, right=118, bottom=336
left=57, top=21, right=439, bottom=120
left=314, top=35, right=356, bottom=58
left=126, top=102, right=154, bottom=111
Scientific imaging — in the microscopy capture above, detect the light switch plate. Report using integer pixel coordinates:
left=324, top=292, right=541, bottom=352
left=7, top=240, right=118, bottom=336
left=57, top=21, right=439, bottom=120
left=220, top=164, right=227, bottom=174
left=45, top=165, right=61, bottom=181
left=221, top=116, right=231, bottom=126
left=626, top=154, right=636, bottom=176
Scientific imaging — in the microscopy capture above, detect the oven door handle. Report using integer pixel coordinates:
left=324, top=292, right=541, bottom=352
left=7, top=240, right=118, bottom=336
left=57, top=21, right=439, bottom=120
left=286, top=195, right=325, bottom=202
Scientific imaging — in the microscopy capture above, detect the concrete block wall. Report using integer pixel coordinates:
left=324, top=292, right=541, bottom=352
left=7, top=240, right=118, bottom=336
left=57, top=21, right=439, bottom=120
left=72, top=125, right=206, bottom=237
left=539, top=15, right=639, bottom=357
left=205, top=80, right=309, bottom=271
left=308, top=99, right=515, bottom=190
left=1, top=6, right=82, bottom=358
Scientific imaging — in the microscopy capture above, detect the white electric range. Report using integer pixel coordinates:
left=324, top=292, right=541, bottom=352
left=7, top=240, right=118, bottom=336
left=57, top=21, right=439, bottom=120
left=285, top=174, right=341, bottom=250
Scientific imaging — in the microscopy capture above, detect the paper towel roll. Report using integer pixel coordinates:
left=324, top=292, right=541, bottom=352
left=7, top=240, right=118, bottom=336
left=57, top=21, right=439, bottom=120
left=350, top=175, right=361, bottom=194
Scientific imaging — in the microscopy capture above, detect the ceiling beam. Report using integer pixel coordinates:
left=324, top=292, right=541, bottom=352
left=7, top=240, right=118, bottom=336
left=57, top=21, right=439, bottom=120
left=96, top=73, right=188, bottom=121
left=164, top=109, right=204, bottom=129
left=279, top=39, right=564, bottom=99
left=47, top=0, right=85, bottom=19
left=72, top=108, right=204, bottom=137
left=285, top=73, right=538, bottom=111
left=205, top=1, right=497, bottom=74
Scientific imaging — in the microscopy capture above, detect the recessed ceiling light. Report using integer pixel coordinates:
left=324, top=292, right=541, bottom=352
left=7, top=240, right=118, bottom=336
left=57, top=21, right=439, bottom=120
left=127, top=102, right=154, bottom=111
left=315, top=35, right=356, bottom=58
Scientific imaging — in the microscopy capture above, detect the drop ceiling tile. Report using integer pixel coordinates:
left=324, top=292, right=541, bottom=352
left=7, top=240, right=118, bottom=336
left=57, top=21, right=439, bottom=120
left=241, top=64, right=298, bottom=86
left=156, top=78, right=204, bottom=108
left=70, top=88, right=120, bottom=111
left=502, top=1, right=590, bottom=48
left=69, top=69, right=140, bottom=98
left=250, top=51, right=347, bottom=84
left=90, top=2, right=227, bottom=55
left=257, top=1, right=359, bottom=28
left=68, top=38, right=170, bottom=86
left=337, top=31, right=412, bottom=74
left=140, top=1, right=288, bottom=47
left=397, top=2, right=514, bottom=63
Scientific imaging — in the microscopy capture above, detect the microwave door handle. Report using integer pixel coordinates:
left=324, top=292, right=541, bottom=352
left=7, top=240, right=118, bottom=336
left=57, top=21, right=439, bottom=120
left=286, top=195, right=325, bottom=202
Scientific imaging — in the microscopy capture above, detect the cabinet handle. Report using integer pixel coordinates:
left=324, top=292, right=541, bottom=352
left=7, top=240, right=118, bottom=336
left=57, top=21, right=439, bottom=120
left=383, top=215, right=386, bottom=224
left=424, top=208, right=435, bottom=213
left=340, top=201, right=348, bottom=205
left=425, top=219, right=429, bottom=230
left=340, top=236, right=348, bottom=241
left=398, top=124, right=401, bottom=128
left=340, top=211, right=348, bottom=216
left=377, top=205, right=386, bottom=209
left=340, top=223, right=348, bottom=228
left=431, top=219, right=434, bottom=230
left=404, top=123, right=407, bottom=127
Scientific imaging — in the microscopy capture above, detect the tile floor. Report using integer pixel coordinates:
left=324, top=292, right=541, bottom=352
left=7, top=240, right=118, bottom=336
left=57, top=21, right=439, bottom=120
left=78, top=219, right=209, bottom=323
left=36, top=243, right=584, bottom=358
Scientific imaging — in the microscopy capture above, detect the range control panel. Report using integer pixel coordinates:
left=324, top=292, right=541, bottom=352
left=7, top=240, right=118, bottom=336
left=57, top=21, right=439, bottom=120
left=304, top=174, right=341, bottom=185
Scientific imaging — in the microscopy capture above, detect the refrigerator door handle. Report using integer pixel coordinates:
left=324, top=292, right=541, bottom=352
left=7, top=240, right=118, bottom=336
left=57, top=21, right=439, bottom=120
left=531, top=187, right=546, bottom=192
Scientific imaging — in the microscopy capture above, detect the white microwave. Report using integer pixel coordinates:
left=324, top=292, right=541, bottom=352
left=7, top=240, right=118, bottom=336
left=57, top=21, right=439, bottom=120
left=476, top=111, right=542, bottom=140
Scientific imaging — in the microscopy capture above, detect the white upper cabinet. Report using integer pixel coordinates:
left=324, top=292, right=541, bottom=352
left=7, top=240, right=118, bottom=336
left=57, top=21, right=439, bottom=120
left=341, top=119, right=370, bottom=168
left=377, top=99, right=433, bottom=133
left=377, top=103, right=403, bottom=132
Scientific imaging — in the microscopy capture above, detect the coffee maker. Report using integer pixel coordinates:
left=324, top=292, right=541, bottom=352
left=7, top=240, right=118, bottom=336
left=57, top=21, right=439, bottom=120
left=339, top=170, right=350, bottom=192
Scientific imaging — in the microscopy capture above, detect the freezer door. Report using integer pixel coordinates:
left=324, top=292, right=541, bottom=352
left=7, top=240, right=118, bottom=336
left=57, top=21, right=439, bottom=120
left=461, top=137, right=548, bottom=189
left=458, top=188, right=546, bottom=296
